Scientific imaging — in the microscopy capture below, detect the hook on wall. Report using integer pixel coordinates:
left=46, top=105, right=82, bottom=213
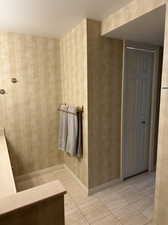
left=0, top=89, right=6, bottom=95
left=11, top=78, right=18, bottom=83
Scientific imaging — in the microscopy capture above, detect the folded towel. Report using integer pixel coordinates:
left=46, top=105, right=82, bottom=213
left=66, top=106, right=78, bottom=156
left=58, top=104, right=68, bottom=152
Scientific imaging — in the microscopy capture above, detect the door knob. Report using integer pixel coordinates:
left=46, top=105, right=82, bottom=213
left=141, top=121, right=146, bottom=124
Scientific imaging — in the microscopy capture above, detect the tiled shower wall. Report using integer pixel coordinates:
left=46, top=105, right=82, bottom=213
left=0, top=33, right=64, bottom=176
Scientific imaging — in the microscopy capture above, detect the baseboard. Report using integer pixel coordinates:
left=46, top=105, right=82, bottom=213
left=88, top=178, right=121, bottom=195
left=15, top=164, right=121, bottom=196
left=15, top=164, right=64, bottom=183
left=63, top=164, right=89, bottom=194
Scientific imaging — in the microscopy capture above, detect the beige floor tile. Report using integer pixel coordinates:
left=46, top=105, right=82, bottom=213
left=79, top=198, right=111, bottom=223
left=94, top=189, right=119, bottom=202
left=92, top=214, right=121, bottom=225
left=16, top=169, right=155, bottom=225
left=130, top=197, right=153, bottom=212
left=71, top=191, right=97, bottom=206
left=142, top=205, right=154, bottom=220
left=70, top=190, right=87, bottom=199
left=112, top=204, right=140, bottom=220
left=65, top=209, right=89, bottom=225
left=120, top=189, right=144, bottom=204
left=64, top=195, right=78, bottom=215
left=132, top=178, right=154, bottom=193
left=118, top=213, right=150, bottom=225
left=94, top=184, right=133, bottom=201
left=68, top=186, right=87, bottom=197
left=95, top=185, right=142, bottom=212
left=145, top=220, right=153, bottom=225
left=103, top=194, right=129, bottom=211
left=140, top=186, right=155, bottom=199
left=110, top=184, right=134, bottom=196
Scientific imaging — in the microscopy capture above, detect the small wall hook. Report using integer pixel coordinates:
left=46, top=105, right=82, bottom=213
left=0, top=89, right=6, bottom=95
left=11, top=78, right=18, bottom=83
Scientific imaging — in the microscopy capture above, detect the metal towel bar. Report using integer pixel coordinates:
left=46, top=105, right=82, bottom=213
left=57, top=105, right=83, bottom=115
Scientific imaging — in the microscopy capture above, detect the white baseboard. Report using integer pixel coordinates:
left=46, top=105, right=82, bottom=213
left=63, top=164, right=89, bottom=194
left=15, top=164, right=64, bottom=183
left=88, top=178, right=121, bottom=195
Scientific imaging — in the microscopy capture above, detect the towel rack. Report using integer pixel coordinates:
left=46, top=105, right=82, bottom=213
left=57, top=105, right=83, bottom=116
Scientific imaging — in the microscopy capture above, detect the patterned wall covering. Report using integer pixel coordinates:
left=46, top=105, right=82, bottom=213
left=101, top=0, right=168, bottom=223
left=101, top=0, right=165, bottom=35
left=0, top=20, right=123, bottom=189
left=60, top=19, right=89, bottom=187
left=155, top=2, right=168, bottom=225
left=0, top=32, right=64, bottom=176
left=0, top=3, right=168, bottom=222
left=87, top=20, right=123, bottom=188
left=59, top=19, right=123, bottom=188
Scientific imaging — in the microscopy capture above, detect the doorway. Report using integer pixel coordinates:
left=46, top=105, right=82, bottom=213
left=121, top=41, right=162, bottom=180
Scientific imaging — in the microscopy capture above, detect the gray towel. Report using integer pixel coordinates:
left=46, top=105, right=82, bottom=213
left=66, top=106, right=78, bottom=156
left=76, top=111, right=82, bottom=157
left=58, top=104, right=68, bottom=152
left=66, top=106, right=83, bottom=157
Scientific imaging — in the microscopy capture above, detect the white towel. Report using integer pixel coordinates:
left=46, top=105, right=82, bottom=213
left=58, top=104, right=68, bottom=152
left=66, top=106, right=78, bottom=156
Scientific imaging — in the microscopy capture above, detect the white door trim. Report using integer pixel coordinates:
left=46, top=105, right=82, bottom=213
left=120, top=40, right=161, bottom=180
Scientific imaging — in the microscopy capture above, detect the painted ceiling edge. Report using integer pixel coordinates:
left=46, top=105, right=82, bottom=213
left=2, top=18, right=93, bottom=41
left=0, top=19, right=87, bottom=41
left=101, top=0, right=166, bottom=36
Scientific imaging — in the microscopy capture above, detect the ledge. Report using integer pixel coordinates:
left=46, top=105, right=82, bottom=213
left=0, top=180, right=66, bottom=216
left=0, top=128, right=17, bottom=197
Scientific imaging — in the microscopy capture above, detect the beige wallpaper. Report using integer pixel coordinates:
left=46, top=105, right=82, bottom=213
left=0, top=0, right=167, bottom=222
left=2, top=2, right=167, bottom=212
left=101, top=0, right=165, bottom=36
left=100, top=0, right=168, bottom=224
left=0, top=32, right=64, bottom=176
left=87, top=19, right=123, bottom=188
left=59, top=19, right=123, bottom=189
left=155, top=2, right=168, bottom=225
left=60, top=19, right=89, bottom=187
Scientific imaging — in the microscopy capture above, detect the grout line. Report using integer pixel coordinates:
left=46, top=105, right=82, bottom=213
left=66, top=195, right=92, bottom=225
left=17, top=166, right=154, bottom=225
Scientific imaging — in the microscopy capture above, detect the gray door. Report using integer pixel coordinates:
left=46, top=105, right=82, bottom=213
left=123, top=47, right=154, bottom=179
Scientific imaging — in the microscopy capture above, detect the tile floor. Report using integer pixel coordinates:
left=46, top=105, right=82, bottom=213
left=17, top=169, right=155, bottom=225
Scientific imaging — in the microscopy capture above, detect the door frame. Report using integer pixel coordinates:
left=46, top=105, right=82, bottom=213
left=120, top=40, right=161, bottom=180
